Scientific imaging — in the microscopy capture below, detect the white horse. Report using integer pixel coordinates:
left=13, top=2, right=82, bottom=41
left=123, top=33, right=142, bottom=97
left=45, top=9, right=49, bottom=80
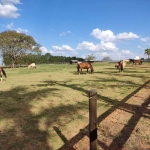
left=115, top=59, right=129, bottom=72
left=28, top=63, right=36, bottom=68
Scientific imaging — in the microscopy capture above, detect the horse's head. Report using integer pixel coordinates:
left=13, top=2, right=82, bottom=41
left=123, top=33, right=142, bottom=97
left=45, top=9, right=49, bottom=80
left=91, top=67, right=94, bottom=73
left=115, top=62, right=120, bottom=69
left=88, top=62, right=94, bottom=73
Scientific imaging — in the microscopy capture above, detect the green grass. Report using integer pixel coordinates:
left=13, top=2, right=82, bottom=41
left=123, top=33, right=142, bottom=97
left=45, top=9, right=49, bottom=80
left=0, top=62, right=150, bottom=149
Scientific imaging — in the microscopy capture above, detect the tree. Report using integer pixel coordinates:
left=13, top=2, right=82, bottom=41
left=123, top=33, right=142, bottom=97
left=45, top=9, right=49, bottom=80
left=101, top=56, right=112, bottom=62
left=144, top=48, right=150, bottom=58
left=45, top=53, right=52, bottom=63
left=0, top=30, right=41, bottom=68
left=85, top=54, right=96, bottom=61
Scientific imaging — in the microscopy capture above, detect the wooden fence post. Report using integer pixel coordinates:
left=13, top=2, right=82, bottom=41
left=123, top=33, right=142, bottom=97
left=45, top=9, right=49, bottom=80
left=89, top=89, right=97, bottom=150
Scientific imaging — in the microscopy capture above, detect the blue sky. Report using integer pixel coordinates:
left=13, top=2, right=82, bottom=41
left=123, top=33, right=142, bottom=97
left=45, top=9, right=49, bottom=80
left=0, top=0, right=150, bottom=64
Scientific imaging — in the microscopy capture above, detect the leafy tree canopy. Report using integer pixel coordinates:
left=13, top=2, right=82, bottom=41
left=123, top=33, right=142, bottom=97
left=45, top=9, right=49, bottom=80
left=101, top=56, right=112, bottom=62
left=85, top=54, right=96, bottom=61
left=0, top=30, right=41, bottom=67
left=144, top=48, right=150, bottom=58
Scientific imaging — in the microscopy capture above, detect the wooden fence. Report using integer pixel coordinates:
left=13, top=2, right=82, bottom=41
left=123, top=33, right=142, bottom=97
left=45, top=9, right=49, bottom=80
left=89, top=89, right=97, bottom=150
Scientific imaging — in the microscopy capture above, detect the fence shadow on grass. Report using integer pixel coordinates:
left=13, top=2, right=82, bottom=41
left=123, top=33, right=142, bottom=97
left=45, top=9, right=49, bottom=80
left=57, top=79, right=150, bottom=149
left=108, top=98, right=150, bottom=150
left=1, top=78, right=149, bottom=149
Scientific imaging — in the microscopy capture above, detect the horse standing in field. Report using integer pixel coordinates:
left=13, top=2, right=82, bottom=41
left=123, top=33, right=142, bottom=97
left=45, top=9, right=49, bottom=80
left=28, top=63, right=36, bottom=68
left=77, top=62, right=94, bottom=74
left=129, top=59, right=142, bottom=65
left=0, top=67, right=7, bottom=81
left=115, top=59, right=129, bottom=72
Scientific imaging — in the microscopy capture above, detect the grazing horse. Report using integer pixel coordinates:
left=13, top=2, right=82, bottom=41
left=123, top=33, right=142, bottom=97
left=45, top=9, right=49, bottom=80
left=0, top=67, right=7, bottom=81
left=115, top=59, right=129, bottom=72
left=28, top=63, right=36, bottom=68
left=129, top=59, right=142, bottom=65
left=77, top=62, right=94, bottom=74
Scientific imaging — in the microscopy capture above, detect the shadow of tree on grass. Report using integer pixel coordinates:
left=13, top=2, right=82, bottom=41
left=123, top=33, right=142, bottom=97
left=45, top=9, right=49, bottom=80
left=1, top=76, right=150, bottom=150
left=0, top=85, right=89, bottom=150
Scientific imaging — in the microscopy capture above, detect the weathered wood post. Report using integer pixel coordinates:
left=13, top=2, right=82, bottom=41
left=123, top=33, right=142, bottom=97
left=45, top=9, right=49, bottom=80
left=89, top=89, right=97, bottom=150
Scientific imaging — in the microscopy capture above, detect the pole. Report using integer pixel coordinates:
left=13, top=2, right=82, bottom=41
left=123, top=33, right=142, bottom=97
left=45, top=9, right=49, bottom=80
left=89, top=89, right=97, bottom=150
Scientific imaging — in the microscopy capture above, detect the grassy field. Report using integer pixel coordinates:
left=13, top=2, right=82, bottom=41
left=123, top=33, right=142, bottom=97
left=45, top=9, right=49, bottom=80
left=0, top=62, right=150, bottom=150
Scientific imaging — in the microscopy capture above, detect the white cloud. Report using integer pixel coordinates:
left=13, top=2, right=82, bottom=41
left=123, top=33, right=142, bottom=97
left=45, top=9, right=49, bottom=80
left=97, top=52, right=108, bottom=57
left=121, top=50, right=133, bottom=55
left=5, top=22, right=28, bottom=33
left=77, top=41, right=99, bottom=51
left=91, top=29, right=115, bottom=41
left=116, top=32, right=139, bottom=40
left=78, top=28, right=142, bottom=60
left=140, top=37, right=149, bottom=42
left=0, top=0, right=21, bottom=18
left=1, top=0, right=21, bottom=4
left=77, top=41, right=118, bottom=52
left=52, top=45, right=74, bottom=51
left=16, top=28, right=28, bottom=33
left=91, top=28, right=139, bottom=42
left=100, top=41, right=118, bottom=51
left=6, top=22, right=13, bottom=29
left=137, top=45, right=145, bottom=50
left=59, top=31, right=71, bottom=36
left=40, top=47, right=49, bottom=53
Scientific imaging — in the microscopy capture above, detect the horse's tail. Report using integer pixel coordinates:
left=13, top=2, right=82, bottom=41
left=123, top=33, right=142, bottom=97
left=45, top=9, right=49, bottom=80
left=140, top=60, right=142, bottom=65
left=1, top=68, right=7, bottom=78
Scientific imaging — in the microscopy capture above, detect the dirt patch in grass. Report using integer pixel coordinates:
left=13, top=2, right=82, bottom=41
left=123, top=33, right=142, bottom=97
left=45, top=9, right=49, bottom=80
left=60, top=80, right=150, bottom=150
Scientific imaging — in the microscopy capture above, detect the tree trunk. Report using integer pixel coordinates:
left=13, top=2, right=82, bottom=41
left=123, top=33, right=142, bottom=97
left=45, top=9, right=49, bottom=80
left=12, top=59, right=15, bottom=68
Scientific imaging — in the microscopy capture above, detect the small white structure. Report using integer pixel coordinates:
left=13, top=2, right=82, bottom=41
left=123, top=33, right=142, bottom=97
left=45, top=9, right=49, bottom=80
left=70, top=60, right=78, bottom=64
left=28, top=63, right=36, bottom=68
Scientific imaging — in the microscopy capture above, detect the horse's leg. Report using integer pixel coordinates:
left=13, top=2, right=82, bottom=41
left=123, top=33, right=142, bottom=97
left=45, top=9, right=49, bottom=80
left=0, top=74, right=2, bottom=81
left=77, top=66, right=79, bottom=74
left=120, top=64, right=124, bottom=73
left=79, top=68, right=81, bottom=74
left=78, top=68, right=80, bottom=74
left=121, top=66, right=123, bottom=72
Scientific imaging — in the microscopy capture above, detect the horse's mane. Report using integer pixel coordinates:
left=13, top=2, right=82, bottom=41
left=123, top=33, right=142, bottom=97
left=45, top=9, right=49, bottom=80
left=87, top=61, right=92, bottom=66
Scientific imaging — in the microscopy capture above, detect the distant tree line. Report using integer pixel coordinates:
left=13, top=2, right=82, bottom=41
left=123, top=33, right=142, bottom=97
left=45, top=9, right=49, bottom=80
left=3, top=53, right=85, bottom=66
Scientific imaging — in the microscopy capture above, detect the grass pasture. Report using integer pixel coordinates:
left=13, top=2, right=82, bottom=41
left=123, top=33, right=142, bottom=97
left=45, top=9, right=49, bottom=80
left=0, top=62, right=150, bottom=150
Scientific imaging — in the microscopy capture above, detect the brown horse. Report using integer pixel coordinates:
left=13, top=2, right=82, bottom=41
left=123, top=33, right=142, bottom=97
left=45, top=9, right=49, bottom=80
left=0, top=67, right=7, bottom=81
left=129, top=59, right=142, bottom=65
left=77, top=62, right=94, bottom=74
left=115, top=59, right=129, bottom=72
